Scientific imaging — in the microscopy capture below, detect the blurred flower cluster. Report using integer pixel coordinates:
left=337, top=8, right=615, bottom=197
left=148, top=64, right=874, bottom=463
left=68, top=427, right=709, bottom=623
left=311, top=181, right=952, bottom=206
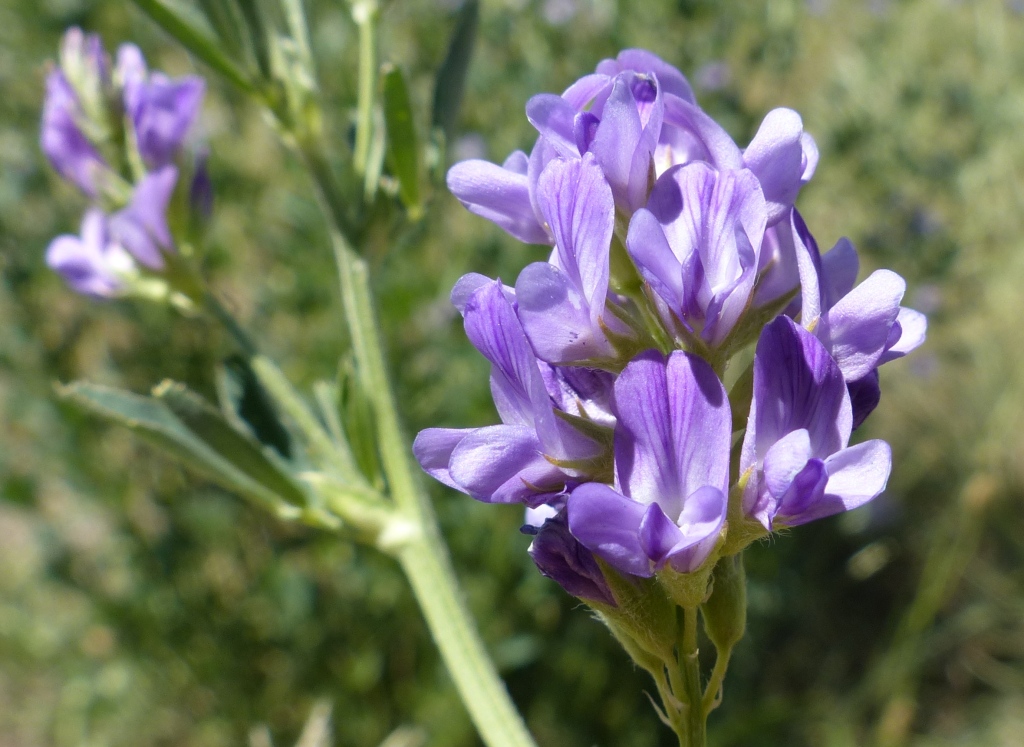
left=415, top=49, right=927, bottom=610
left=41, top=28, right=207, bottom=299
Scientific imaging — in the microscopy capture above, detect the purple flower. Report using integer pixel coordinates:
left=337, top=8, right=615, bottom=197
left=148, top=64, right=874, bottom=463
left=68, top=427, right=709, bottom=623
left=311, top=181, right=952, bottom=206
left=567, top=350, right=730, bottom=577
left=117, top=44, right=205, bottom=169
left=46, top=209, right=135, bottom=297
left=413, top=279, right=613, bottom=505
left=108, top=166, right=179, bottom=269
left=514, top=154, right=635, bottom=365
left=626, top=162, right=767, bottom=347
left=40, top=70, right=110, bottom=197
left=523, top=507, right=616, bottom=606
left=739, top=316, right=892, bottom=530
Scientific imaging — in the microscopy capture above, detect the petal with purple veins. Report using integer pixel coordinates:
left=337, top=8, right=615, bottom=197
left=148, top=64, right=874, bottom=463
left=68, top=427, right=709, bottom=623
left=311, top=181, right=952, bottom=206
left=567, top=482, right=652, bottom=577
left=447, top=159, right=549, bottom=244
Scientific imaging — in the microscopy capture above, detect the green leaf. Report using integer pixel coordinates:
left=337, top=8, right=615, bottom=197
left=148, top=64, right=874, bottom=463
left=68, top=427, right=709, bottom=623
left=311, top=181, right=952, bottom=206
left=217, top=354, right=292, bottom=458
left=237, top=0, right=273, bottom=81
left=131, top=0, right=257, bottom=93
left=58, top=381, right=306, bottom=510
left=154, top=380, right=307, bottom=507
left=382, top=64, right=423, bottom=218
left=338, top=356, right=384, bottom=490
left=195, top=0, right=247, bottom=61
left=431, top=0, right=479, bottom=143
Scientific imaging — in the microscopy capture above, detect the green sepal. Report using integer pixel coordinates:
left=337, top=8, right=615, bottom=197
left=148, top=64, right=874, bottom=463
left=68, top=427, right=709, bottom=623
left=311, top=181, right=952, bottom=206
left=656, top=550, right=719, bottom=610
left=593, top=557, right=678, bottom=661
left=382, top=64, right=423, bottom=219
left=700, top=553, right=747, bottom=652
left=58, top=381, right=307, bottom=512
left=722, top=473, right=769, bottom=555
left=728, top=361, right=754, bottom=434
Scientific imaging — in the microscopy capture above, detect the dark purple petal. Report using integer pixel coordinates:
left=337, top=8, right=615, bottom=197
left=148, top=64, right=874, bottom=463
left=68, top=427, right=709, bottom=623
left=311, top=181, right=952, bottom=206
left=413, top=427, right=472, bottom=490
left=447, top=159, right=549, bottom=244
left=778, top=440, right=890, bottom=526
left=526, top=93, right=580, bottom=159
left=528, top=511, right=616, bottom=605
left=613, top=350, right=731, bottom=517
left=567, top=482, right=652, bottom=577
left=848, top=370, right=881, bottom=430
left=449, top=425, right=564, bottom=504
left=40, top=71, right=108, bottom=197
left=108, top=166, right=178, bottom=269
left=771, top=458, right=828, bottom=526
left=743, top=108, right=807, bottom=225
left=189, top=149, right=213, bottom=219
left=740, top=316, right=852, bottom=478
left=820, top=237, right=859, bottom=309
left=817, top=269, right=905, bottom=381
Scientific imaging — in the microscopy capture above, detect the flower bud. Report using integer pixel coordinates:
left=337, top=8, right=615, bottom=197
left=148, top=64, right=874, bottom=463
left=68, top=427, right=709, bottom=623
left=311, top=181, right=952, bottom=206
left=700, top=553, right=746, bottom=653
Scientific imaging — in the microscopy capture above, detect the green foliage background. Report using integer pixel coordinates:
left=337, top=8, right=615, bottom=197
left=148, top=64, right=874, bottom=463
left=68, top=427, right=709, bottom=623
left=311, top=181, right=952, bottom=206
left=2, top=0, right=1024, bottom=745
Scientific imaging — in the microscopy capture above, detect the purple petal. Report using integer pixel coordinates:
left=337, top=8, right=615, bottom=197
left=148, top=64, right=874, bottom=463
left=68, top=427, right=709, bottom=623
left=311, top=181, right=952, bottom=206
left=818, top=269, right=905, bottom=381
left=613, top=350, right=731, bottom=517
left=665, top=485, right=727, bottom=573
left=108, top=165, right=178, bottom=269
left=40, top=71, right=108, bottom=197
left=602, top=49, right=697, bottom=104
left=741, top=316, right=852, bottom=476
left=528, top=511, right=616, bottom=605
left=526, top=94, right=580, bottom=159
left=626, top=207, right=696, bottom=317
left=450, top=273, right=514, bottom=314
left=536, top=154, right=614, bottom=316
left=800, top=132, right=819, bottom=183
left=820, top=237, right=859, bottom=308
left=447, top=159, right=549, bottom=244
left=878, top=307, right=927, bottom=364
left=762, top=428, right=813, bottom=498
left=129, top=73, right=205, bottom=168
left=46, top=209, right=132, bottom=297
left=413, top=427, right=472, bottom=490
left=848, top=370, right=882, bottom=431
left=639, top=502, right=684, bottom=569
left=449, top=425, right=564, bottom=503
left=661, top=95, right=743, bottom=171
left=772, top=458, right=829, bottom=527
left=515, top=263, right=614, bottom=364
left=561, top=74, right=612, bottom=110
left=743, top=108, right=807, bottom=225
left=567, top=483, right=652, bottom=577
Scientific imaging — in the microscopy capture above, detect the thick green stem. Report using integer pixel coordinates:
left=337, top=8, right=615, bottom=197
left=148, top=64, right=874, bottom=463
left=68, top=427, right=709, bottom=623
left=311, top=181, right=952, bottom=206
left=300, top=141, right=536, bottom=747
left=680, top=607, right=707, bottom=747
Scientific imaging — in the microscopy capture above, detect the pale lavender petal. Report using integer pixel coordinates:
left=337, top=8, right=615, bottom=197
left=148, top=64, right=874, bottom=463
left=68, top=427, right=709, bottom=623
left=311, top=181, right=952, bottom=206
left=567, top=482, right=652, bottom=577
left=665, top=485, right=727, bottom=572
left=449, top=425, right=564, bottom=503
left=626, top=207, right=693, bottom=317
left=447, top=159, right=549, bottom=244
left=793, top=210, right=824, bottom=327
left=878, top=307, right=927, bottom=364
left=771, top=458, right=828, bottom=527
left=638, top=502, right=684, bottom=569
left=131, top=73, right=205, bottom=168
left=515, top=262, right=614, bottom=363
left=450, top=272, right=512, bottom=314
left=561, top=73, right=612, bottom=110
left=743, top=108, right=806, bottom=225
left=591, top=73, right=661, bottom=211
left=800, top=131, right=819, bottom=183
left=412, top=427, right=472, bottom=490
left=536, top=154, right=614, bottom=315
left=604, top=49, right=696, bottom=104
left=762, top=428, right=813, bottom=498
left=502, top=149, right=530, bottom=175
left=818, top=269, right=905, bottom=381
left=661, top=95, right=743, bottom=170
left=526, top=93, right=580, bottom=159
left=46, top=210, right=134, bottom=298
left=820, top=237, right=859, bottom=308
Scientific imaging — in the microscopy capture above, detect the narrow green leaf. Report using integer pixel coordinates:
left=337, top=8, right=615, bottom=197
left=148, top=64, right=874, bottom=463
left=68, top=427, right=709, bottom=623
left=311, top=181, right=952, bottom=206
left=382, top=64, right=423, bottom=218
left=431, top=0, right=479, bottom=142
left=154, top=380, right=307, bottom=506
left=58, top=381, right=303, bottom=511
left=237, top=0, right=273, bottom=80
left=217, top=354, right=292, bottom=458
left=196, top=0, right=247, bottom=60
left=338, top=357, right=384, bottom=489
left=131, top=0, right=256, bottom=93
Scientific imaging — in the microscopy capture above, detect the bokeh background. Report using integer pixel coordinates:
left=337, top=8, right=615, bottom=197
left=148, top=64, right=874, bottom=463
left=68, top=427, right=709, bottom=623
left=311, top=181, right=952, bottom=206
left=3, top=0, right=1024, bottom=745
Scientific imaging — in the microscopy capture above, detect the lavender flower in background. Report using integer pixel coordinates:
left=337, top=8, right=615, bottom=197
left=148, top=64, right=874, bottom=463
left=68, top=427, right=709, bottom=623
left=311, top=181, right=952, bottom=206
left=41, top=59, right=111, bottom=197
left=107, top=165, right=179, bottom=269
left=46, top=209, right=135, bottom=297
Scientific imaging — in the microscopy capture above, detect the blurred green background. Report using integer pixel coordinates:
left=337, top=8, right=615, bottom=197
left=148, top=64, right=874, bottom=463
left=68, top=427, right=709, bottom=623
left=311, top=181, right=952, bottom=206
left=3, top=0, right=1024, bottom=745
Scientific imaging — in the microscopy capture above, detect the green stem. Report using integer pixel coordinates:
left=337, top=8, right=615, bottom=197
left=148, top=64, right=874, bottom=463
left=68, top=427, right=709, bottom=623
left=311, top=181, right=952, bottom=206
left=680, top=607, right=707, bottom=747
left=352, top=1, right=378, bottom=176
left=300, top=141, right=536, bottom=747
left=203, top=290, right=259, bottom=357
left=701, top=646, right=731, bottom=715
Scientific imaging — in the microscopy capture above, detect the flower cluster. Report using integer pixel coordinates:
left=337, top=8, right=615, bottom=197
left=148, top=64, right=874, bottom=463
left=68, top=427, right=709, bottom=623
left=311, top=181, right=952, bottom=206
left=415, top=50, right=926, bottom=607
left=41, top=28, right=206, bottom=297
